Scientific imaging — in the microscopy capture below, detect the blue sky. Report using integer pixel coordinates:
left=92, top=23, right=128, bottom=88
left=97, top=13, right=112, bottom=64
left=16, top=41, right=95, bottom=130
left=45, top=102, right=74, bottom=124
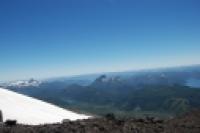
left=0, top=0, right=200, bottom=81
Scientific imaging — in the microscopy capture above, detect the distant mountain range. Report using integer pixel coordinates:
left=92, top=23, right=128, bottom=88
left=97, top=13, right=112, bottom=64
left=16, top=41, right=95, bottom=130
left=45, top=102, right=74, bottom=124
left=0, top=78, right=41, bottom=88
left=2, top=64, right=200, bottom=118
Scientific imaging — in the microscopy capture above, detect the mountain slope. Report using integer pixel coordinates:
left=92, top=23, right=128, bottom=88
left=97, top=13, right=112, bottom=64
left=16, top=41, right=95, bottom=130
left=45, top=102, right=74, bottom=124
left=0, top=88, right=90, bottom=125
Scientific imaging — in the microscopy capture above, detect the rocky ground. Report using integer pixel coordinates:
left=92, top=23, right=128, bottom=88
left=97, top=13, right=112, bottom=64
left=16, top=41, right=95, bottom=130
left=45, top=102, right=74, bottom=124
left=0, top=111, right=200, bottom=133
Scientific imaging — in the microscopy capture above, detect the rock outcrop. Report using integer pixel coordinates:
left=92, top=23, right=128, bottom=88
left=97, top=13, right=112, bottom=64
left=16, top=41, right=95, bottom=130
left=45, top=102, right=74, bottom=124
left=0, top=110, right=200, bottom=133
left=0, top=110, right=3, bottom=122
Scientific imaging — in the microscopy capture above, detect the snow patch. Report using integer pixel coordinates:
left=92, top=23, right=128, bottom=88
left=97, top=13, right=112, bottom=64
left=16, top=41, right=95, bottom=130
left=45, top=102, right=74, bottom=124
left=0, top=88, right=90, bottom=125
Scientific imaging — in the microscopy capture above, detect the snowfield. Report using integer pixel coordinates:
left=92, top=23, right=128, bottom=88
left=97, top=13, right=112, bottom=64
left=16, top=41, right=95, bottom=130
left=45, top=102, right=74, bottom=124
left=0, top=88, right=90, bottom=125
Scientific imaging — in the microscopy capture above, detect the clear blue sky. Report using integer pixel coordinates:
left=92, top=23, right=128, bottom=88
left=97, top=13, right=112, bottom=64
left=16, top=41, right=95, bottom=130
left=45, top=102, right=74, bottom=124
left=0, top=0, right=200, bottom=81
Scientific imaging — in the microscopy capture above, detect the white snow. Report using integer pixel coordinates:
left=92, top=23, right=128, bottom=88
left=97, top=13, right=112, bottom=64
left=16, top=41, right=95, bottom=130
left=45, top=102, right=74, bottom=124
left=0, top=88, right=90, bottom=125
left=5, top=79, right=41, bottom=87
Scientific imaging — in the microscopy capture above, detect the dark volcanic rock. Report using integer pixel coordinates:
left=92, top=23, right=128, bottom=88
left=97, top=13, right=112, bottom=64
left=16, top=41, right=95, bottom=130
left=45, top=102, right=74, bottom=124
left=165, top=110, right=200, bottom=133
left=0, top=110, right=200, bottom=133
left=5, top=120, right=17, bottom=127
left=0, top=110, right=2, bottom=123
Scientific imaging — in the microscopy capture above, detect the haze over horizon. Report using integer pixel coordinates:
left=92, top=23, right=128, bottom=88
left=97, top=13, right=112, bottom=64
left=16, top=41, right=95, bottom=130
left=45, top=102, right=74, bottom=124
left=0, top=0, right=200, bottom=81
left=1, top=63, right=200, bottom=82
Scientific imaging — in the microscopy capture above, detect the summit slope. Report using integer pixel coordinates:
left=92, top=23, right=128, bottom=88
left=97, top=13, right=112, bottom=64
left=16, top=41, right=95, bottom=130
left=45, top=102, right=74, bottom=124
left=0, top=88, right=90, bottom=125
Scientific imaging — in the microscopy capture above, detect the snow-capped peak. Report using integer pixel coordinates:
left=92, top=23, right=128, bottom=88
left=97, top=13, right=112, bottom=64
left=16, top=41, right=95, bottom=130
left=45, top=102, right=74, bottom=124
left=3, top=78, right=41, bottom=88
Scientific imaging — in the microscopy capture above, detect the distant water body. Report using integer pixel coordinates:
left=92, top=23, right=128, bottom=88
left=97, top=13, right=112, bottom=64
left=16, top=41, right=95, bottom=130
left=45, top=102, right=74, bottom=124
left=186, top=79, right=200, bottom=88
